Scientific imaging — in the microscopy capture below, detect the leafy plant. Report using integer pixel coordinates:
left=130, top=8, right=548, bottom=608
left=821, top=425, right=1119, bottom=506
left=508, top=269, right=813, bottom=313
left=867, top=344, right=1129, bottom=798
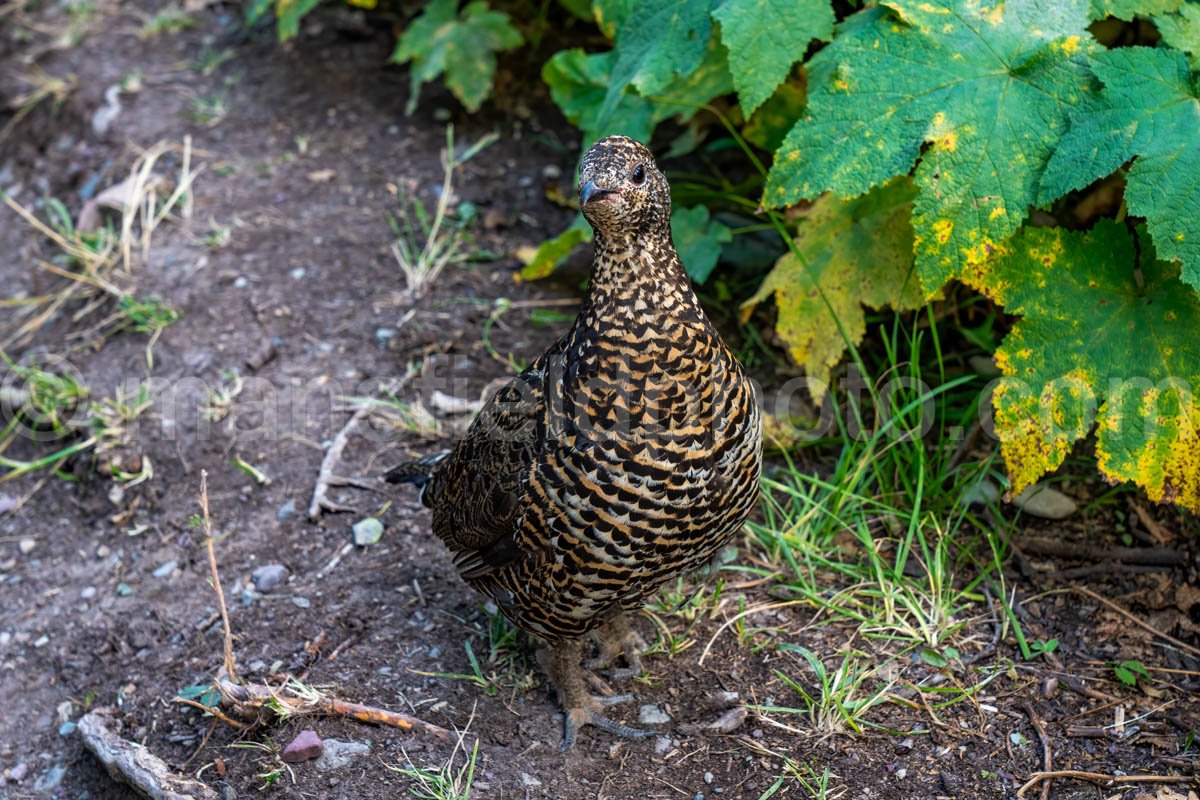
left=527, top=0, right=1200, bottom=512
left=1111, top=658, right=1152, bottom=687
left=390, top=0, right=522, bottom=114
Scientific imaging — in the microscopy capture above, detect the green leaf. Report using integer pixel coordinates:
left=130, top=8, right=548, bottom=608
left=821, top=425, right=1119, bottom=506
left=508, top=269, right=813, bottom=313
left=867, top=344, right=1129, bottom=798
left=964, top=221, right=1200, bottom=512
left=592, top=0, right=633, bottom=38
left=1089, top=0, right=1183, bottom=20
left=741, top=178, right=927, bottom=399
left=543, top=49, right=659, bottom=148
left=713, top=0, right=833, bottom=115
left=518, top=216, right=592, bottom=281
left=390, top=0, right=523, bottom=115
left=671, top=205, right=733, bottom=284
left=1155, top=4, right=1200, bottom=67
left=1041, top=47, right=1200, bottom=290
left=743, top=80, right=807, bottom=154
left=598, top=0, right=714, bottom=124
left=545, top=39, right=732, bottom=150
left=275, top=0, right=320, bottom=38
left=765, top=0, right=1095, bottom=291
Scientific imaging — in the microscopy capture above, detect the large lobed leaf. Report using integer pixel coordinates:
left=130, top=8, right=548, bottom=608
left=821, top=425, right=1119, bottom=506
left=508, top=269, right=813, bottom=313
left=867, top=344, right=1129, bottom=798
left=740, top=179, right=927, bottom=399
left=391, top=0, right=523, bottom=114
left=597, top=0, right=714, bottom=124
left=1041, top=47, right=1200, bottom=291
left=964, top=221, right=1200, bottom=511
left=712, top=0, right=833, bottom=116
left=765, top=0, right=1096, bottom=292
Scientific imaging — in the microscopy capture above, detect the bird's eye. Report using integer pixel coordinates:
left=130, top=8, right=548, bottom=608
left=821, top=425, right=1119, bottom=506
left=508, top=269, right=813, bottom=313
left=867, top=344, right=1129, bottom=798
left=631, top=164, right=646, bottom=185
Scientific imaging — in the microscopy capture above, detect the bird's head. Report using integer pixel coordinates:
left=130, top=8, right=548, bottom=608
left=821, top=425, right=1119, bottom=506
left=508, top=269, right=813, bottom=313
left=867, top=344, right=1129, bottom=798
left=578, top=135, right=670, bottom=238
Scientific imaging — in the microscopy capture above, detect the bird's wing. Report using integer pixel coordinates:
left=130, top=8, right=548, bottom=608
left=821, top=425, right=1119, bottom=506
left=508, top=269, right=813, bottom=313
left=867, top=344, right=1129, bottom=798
left=423, top=348, right=564, bottom=578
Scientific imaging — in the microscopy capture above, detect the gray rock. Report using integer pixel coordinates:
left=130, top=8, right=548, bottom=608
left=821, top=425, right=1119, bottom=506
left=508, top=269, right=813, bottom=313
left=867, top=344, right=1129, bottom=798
left=315, top=739, right=370, bottom=772
left=80, top=586, right=97, bottom=600
left=1011, top=483, right=1077, bottom=519
left=520, top=773, right=542, bottom=787
left=34, top=764, right=66, bottom=791
left=276, top=500, right=296, bottom=521
left=18, top=538, right=36, bottom=555
left=964, top=478, right=1001, bottom=506
left=251, top=564, right=289, bottom=593
left=281, top=729, right=323, bottom=763
left=638, top=704, right=671, bottom=725
left=152, top=560, right=177, bottom=578
left=292, top=596, right=311, bottom=609
left=8, top=762, right=28, bottom=782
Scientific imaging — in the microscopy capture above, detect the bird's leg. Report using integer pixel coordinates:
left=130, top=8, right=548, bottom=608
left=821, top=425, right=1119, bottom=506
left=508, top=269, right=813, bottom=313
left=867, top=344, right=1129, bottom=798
left=585, top=612, right=648, bottom=679
left=540, top=638, right=656, bottom=751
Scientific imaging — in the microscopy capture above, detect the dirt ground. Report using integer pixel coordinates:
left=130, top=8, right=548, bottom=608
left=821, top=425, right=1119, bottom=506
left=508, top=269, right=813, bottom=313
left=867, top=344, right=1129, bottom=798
left=1, top=3, right=1197, bottom=799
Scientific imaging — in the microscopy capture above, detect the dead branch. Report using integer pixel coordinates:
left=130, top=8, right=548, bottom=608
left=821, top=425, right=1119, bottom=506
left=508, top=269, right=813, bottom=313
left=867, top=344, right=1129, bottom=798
left=77, top=708, right=219, bottom=800
left=216, top=677, right=453, bottom=740
left=1016, top=769, right=1194, bottom=798
left=308, top=363, right=418, bottom=520
left=1021, top=538, right=1183, bottom=567
left=1019, top=701, right=1053, bottom=800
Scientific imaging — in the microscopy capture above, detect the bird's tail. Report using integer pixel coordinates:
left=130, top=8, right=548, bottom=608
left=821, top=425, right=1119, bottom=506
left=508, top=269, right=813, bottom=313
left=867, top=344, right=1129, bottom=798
left=384, top=450, right=451, bottom=505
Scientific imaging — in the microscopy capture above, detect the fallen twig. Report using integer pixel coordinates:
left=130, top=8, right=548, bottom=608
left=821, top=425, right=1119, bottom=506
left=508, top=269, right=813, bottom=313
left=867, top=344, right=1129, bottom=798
left=1022, top=538, right=1182, bottom=567
left=78, top=708, right=219, bottom=800
left=308, top=364, right=418, bottom=520
left=1016, top=769, right=1194, bottom=798
left=216, top=677, right=454, bottom=740
left=1019, top=701, right=1053, bottom=800
left=1073, top=585, right=1200, bottom=659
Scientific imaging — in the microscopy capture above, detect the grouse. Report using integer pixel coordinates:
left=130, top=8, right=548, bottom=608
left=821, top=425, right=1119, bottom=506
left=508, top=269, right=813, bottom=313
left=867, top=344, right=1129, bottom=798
left=386, top=135, right=763, bottom=750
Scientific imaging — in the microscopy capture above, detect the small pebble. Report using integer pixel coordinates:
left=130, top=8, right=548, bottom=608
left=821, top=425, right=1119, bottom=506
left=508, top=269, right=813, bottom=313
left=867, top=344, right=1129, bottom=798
left=80, top=586, right=97, bottom=600
left=292, top=596, right=311, bottom=609
left=289, top=267, right=306, bottom=280
left=233, top=276, right=248, bottom=289
left=276, top=500, right=296, bottom=521
left=152, top=560, right=177, bottom=578
left=34, top=764, right=66, bottom=791
left=315, top=739, right=370, bottom=772
left=654, top=736, right=674, bottom=755
left=638, top=704, right=671, bottom=725
left=542, top=163, right=562, bottom=180
left=520, top=773, right=542, bottom=787
left=0, top=494, right=16, bottom=514
left=704, top=771, right=714, bottom=784
left=9, top=762, right=28, bottom=782
left=58, top=721, right=76, bottom=737
left=251, top=564, right=289, bottom=593
left=18, top=538, right=35, bottom=555
left=281, top=729, right=323, bottom=763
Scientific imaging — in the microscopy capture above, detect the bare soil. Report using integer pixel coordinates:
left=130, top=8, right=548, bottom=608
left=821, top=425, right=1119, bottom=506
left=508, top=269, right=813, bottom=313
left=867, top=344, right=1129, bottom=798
left=1, top=4, right=1197, bottom=799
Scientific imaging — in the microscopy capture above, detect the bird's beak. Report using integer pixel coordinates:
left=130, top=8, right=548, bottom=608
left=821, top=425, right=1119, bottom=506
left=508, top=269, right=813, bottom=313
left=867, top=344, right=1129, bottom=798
left=580, top=180, right=615, bottom=206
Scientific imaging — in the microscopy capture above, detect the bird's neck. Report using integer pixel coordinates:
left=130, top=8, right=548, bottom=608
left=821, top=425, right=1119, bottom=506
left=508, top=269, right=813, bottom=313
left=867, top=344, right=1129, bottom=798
left=585, top=229, right=698, bottom=316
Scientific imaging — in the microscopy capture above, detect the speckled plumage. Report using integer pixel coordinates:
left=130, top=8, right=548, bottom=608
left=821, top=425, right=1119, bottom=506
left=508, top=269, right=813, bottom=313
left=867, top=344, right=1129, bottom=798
left=387, top=136, right=762, bottom=748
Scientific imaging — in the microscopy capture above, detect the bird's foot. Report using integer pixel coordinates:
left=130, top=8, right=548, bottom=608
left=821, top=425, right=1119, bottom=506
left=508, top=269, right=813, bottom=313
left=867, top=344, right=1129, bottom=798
left=585, top=613, right=648, bottom=679
left=559, top=694, right=654, bottom=752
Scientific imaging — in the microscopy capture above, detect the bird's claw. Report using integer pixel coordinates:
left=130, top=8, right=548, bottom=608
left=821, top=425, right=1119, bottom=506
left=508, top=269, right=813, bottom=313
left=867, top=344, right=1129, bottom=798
left=560, top=704, right=656, bottom=752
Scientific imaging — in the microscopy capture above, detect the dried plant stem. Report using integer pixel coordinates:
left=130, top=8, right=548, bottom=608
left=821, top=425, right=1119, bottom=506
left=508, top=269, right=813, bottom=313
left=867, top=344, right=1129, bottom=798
left=199, top=470, right=237, bottom=683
